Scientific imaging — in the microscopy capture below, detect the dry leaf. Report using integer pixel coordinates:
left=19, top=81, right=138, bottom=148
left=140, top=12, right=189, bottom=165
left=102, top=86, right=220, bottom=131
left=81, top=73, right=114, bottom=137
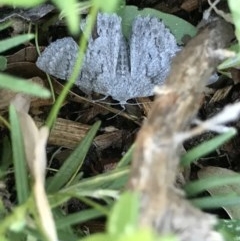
left=12, top=94, right=58, bottom=241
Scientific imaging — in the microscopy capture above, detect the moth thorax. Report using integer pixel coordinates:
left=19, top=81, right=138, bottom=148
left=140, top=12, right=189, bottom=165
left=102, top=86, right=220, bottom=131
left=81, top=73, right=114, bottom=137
left=116, top=38, right=130, bottom=76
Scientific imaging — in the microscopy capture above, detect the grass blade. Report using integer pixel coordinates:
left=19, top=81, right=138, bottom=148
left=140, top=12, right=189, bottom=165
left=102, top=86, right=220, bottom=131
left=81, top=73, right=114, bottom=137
left=0, top=34, right=34, bottom=53
left=116, top=144, right=133, bottom=168
left=0, top=0, right=44, bottom=7
left=47, top=121, right=101, bottom=193
left=9, top=104, right=29, bottom=204
left=52, top=0, right=80, bottom=34
left=0, top=21, right=12, bottom=31
left=0, top=73, right=51, bottom=98
left=62, top=167, right=129, bottom=194
left=191, top=195, right=240, bottom=209
left=56, top=209, right=103, bottom=229
left=185, top=175, right=240, bottom=197
left=181, top=129, right=236, bottom=167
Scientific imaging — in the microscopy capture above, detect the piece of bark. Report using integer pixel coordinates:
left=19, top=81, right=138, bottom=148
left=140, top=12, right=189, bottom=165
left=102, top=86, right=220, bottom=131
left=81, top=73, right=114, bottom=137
left=127, top=18, right=233, bottom=241
left=209, top=86, right=233, bottom=103
left=35, top=118, right=90, bottom=149
left=34, top=118, right=123, bottom=150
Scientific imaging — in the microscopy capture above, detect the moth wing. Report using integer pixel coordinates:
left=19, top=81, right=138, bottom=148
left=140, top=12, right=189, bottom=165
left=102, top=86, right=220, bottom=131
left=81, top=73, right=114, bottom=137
left=36, top=37, right=78, bottom=80
left=77, top=13, right=123, bottom=95
left=130, top=17, right=180, bottom=86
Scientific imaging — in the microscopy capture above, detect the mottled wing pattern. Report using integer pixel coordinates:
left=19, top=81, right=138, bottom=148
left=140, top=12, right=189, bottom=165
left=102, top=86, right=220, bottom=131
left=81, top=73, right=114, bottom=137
left=36, top=13, right=180, bottom=104
left=36, top=37, right=79, bottom=80
left=102, top=35, right=131, bottom=104
left=77, top=13, right=124, bottom=95
left=128, top=17, right=180, bottom=98
left=101, top=16, right=180, bottom=104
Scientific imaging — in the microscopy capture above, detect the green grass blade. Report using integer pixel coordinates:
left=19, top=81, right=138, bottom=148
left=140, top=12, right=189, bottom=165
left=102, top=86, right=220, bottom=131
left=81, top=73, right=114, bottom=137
left=0, top=202, right=28, bottom=235
left=196, top=166, right=240, bottom=219
left=93, top=0, right=121, bottom=12
left=218, top=53, right=240, bottom=69
left=185, top=175, right=240, bottom=197
left=107, top=192, right=139, bottom=236
left=52, top=0, right=80, bottom=34
left=0, top=20, right=12, bottom=31
left=48, top=168, right=128, bottom=209
left=75, top=196, right=109, bottom=215
left=181, top=129, right=236, bottom=167
left=191, top=195, right=240, bottom=209
left=217, top=219, right=240, bottom=241
left=51, top=208, right=78, bottom=240
left=47, top=121, right=101, bottom=193
left=6, top=231, right=26, bottom=241
left=228, top=0, right=240, bottom=43
left=0, top=34, right=34, bottom=53
left=62, top=167, right=129, bottom=194
left=9, top=104, right=29, bottom=204
left=116, top=144, right=133, bottom=168
left=0, top=56, right=7, bottom=71
left=0, top=73, right=51, bottom=98
left=56, top=209, right=103, bottom=229
left=0, top=0, right=44, bottom=7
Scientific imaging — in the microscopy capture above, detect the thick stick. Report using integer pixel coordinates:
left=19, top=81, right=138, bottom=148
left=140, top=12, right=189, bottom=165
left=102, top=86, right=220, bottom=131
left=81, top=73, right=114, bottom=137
left=127, top=18, right=233, bottom=241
